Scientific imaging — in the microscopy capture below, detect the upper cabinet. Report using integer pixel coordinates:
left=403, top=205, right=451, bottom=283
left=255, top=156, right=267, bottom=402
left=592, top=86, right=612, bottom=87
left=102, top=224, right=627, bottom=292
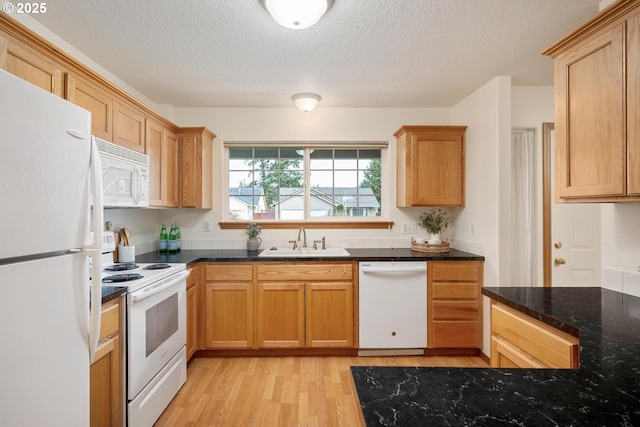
left=0, top=33, right=64, bottom=96
left=395, top=125, right=466, bottom=207
left=543, top=0, right=640, bottom=202
left=179, top=127, right=215, bottom=209
left=113, top=101, right=146, bottom=153
left=147, top=118, right=178, bottom=207
left=65, top=73, right=113, bottom=141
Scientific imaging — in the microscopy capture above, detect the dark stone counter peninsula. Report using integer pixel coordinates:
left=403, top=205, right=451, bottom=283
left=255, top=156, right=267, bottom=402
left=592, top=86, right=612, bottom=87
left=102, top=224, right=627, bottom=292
left=352, top=286, right=640, bottom=426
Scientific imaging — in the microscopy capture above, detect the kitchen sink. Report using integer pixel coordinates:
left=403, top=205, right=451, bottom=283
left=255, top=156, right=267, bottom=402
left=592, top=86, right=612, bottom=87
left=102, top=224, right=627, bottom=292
left=258, top=247, right=351, bottom=257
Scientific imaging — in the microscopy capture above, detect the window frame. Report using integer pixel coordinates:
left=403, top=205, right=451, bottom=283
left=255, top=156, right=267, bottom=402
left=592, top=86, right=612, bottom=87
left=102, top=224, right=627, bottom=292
left=221, top=141, right=391, bottom=229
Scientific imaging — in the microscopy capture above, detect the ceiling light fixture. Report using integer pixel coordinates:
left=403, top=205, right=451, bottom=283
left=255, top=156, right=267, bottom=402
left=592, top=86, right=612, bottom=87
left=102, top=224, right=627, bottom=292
left=260, top=0, right=333, bottom=30
left=292, top=93, right=321, bottom=112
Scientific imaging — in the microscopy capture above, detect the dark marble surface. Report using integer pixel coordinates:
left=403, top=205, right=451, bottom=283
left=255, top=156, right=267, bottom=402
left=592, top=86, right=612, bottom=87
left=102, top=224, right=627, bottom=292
left=135, top=247, right=484, bottom=264
left=352, top=287, right=640, bottom=426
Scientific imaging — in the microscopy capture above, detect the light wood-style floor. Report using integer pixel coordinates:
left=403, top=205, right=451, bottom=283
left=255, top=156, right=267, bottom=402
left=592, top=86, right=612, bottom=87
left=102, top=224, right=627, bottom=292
left=154, top=355, right=488, bottom=427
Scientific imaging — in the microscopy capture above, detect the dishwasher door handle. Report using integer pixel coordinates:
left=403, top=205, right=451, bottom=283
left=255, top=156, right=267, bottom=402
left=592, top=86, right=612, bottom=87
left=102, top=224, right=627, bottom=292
left=360, top=265, right=426, bottom=274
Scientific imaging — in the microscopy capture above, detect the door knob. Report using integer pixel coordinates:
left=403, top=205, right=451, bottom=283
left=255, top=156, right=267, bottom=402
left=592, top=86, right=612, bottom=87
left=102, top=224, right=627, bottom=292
left=554, top=241, right=563, bottom=249
left=554, top=257, right=566, bottom=266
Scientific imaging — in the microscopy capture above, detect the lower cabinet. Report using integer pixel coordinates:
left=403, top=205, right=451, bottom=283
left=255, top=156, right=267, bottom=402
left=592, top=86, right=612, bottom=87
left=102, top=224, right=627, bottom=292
left=427, top=261, right=483, bottom=348
left=204, top=263, right=254, bottom=349
left=201, top=262, right=355, bottom=351
left=186, top=265, right=200, bottom=360
left=490, top=301, right=579, bottom=368
left=90, top=298, right=123, bottom=427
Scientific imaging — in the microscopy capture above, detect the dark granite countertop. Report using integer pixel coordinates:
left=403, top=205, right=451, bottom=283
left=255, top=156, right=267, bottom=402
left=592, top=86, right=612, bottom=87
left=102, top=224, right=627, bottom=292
left=100, top=285, right=127, bottom=304
left=135, top=247, right=484, bottom=265
left=352, top=287, right=640, bottom=426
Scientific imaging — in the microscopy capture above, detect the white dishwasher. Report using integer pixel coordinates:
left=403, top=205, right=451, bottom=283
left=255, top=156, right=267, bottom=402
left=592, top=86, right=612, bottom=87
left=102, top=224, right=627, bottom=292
left=358, top=261, right=427, bottom=354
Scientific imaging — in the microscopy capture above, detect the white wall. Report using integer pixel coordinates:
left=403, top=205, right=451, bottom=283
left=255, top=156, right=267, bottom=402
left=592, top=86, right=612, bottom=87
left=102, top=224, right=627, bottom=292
left=601, top=204, right=640, bottom=296
left=162, top=107, right=461, bottom=250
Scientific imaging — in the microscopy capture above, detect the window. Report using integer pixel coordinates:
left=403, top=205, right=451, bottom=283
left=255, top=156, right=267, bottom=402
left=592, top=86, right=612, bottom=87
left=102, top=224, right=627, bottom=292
left=227, top=144, right=384, bottom=221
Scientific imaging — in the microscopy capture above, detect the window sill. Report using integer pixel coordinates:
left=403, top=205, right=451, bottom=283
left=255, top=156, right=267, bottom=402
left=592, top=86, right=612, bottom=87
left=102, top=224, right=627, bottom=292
left=218, top=221, right=394, bottom=230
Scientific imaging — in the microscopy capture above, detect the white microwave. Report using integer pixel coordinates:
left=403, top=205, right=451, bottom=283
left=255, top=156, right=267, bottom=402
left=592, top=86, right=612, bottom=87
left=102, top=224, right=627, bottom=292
left=95, top=137, right=150, bottom=208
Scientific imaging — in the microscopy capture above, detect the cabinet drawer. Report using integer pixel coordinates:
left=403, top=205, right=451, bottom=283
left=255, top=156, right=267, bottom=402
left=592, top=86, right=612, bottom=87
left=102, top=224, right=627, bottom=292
left=431, top=321, right=480, bottom=348
left=205, top=263, right=252, bottom=281
left=257, top=263, right=352, bottom=281
left=491, top=302, right=579, bottom=368
left=432, top=300, right=478, bottom=320
left=431, top=263, right=479, bottom=281
left=432, top=283, right=477, bottom=299
left=99, top=301, right=119, bottom=342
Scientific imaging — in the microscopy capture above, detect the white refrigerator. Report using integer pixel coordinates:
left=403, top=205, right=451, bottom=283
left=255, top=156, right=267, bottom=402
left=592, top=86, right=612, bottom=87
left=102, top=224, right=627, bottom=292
left=0, top=70, right=104, bottom=427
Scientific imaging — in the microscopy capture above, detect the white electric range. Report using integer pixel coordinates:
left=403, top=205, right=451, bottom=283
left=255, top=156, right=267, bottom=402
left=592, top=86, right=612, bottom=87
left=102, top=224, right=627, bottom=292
left=101, top=253, right=189, bottom=427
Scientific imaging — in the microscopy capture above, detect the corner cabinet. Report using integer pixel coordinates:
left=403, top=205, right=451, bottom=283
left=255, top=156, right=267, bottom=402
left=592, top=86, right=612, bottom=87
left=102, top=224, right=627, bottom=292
left=427, top=261, right=483, bottom=348
left=395, top=125, right=466, bottom=207
left=542, top=1, right=640, bottom=202
left=490, top=301, right=579, bottom=368
left=90, top=298, right=123, bottom=427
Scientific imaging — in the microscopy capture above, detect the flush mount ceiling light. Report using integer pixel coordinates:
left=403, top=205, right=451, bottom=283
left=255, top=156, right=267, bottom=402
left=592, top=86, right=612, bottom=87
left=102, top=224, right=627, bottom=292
left=260, top=0, right=333, bottom=30
left=292, top=93, right=321, bottom=112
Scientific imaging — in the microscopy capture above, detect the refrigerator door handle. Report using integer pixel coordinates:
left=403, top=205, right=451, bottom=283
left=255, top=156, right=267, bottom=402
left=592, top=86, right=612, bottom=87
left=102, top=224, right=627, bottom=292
left=84, top=136, right=104, bottom=362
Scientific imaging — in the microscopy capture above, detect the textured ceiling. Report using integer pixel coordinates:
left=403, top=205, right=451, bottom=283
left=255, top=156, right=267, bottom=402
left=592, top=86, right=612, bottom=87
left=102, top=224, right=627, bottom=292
left=32, top=0, right=600, bottom=108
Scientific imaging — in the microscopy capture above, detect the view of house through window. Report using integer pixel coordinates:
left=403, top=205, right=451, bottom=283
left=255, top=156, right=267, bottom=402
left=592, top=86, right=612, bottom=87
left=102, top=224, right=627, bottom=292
left=228, top=146, right=382, bottom=221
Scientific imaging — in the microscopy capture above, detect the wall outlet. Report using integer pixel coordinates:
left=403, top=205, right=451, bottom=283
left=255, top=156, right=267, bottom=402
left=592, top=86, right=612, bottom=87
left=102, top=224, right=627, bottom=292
left=203, top=221, right=211, bottom=232
left=402, top=223, right=417, bottom=234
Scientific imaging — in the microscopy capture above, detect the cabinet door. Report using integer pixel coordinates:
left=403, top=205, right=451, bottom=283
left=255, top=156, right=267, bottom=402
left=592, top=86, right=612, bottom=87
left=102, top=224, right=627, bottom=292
left=256, top=282, right=305, bottom=348
left=186, top=281, right=198, bottom=360
left=90, top=336, right=122, bottom=427
left=65, top=74, right=113, bottom=141
left=204, top=282, right=253, bottom=348
left=180, top=129, right=213, bottom=209
left=164, top=128, right=179, bottom=207
left=0, top=34, right=64, bottom=96
left=554, top=23, right=626, bottom=198
left=113, top=101, right=145, bottom=153
left=628, top=12, right=640, bottom=195
left=305, top=282, right=353, bottom=348
left=147, top=120, right=164, bottom=206
left=411, top=133, right=464, bottom=206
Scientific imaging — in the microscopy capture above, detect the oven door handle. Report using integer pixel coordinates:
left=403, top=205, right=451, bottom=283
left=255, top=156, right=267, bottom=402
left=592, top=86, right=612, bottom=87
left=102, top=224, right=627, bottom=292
left=129, top=270, right=190, bottom=303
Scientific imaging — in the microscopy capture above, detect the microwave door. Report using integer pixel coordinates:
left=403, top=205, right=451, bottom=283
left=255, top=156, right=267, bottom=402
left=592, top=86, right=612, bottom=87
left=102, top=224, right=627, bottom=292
left=102, top=158, right=135, bottom=207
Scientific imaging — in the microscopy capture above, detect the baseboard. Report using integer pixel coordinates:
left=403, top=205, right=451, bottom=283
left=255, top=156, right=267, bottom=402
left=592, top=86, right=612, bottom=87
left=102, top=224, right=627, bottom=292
left=357, top=349, right=425, bottom=356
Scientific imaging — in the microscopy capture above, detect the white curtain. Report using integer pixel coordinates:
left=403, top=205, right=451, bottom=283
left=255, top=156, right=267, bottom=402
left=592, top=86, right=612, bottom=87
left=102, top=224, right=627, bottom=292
left=511, top=129, right=536, bottom=286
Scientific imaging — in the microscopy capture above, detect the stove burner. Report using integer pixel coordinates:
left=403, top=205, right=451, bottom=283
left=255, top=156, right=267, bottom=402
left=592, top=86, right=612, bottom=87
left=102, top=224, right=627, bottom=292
left=104, top=263, right=139, bottom=272
left=102, top=273, right=143, bottom=283
left=143, top=263, right=172, bottom=270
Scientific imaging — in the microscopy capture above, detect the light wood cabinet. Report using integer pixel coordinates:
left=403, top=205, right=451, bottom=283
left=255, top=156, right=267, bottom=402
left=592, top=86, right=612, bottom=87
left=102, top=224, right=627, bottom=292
left=256, top=282, right=305, bottom=347
left=542, top=1, right=640, bottom=202
left=0, top=33, right=64, bottom=96
left=186, top=265, right=200, bottom=361
left=65, top=73, right=113, bottom=141
left=90, top=298, right=123, bottom=427
left=490, top=301, right=579, bottom=368
left=256, top=262, right=355, bottom=349
left=204, top=264, right=254, bottom=348
left=395, top=125, right=466, bottom=207
left=427, top=261, right=483, bottom=348
left=113, top=101, right=145, bottom=153
left=147, top=119, right=178, bottom=207
left=305, top=282, right=353, bottom=347
left=179, top=127, right=215, bottom=209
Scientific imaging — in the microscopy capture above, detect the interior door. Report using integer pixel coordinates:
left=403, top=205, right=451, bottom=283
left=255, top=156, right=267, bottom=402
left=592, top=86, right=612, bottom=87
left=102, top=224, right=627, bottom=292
left=545, top=124, right=601, bottom=286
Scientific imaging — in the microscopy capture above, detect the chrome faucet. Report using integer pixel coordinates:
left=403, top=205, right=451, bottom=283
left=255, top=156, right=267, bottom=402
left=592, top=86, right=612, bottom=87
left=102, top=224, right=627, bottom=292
left=297, top=227, right=307, bottom=248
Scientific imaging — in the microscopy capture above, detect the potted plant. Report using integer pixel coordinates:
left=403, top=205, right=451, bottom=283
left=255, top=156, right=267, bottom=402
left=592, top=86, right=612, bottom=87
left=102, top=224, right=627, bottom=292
left=419, top=208, right=451, bottom=244
left=246, top=222, right=262, bottom=251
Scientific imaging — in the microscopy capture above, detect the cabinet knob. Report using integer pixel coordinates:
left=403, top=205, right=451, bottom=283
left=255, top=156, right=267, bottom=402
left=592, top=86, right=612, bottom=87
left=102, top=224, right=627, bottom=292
left=391, top=331, right=396, bottom=336
left=554, top=257, right=566, bottom=266
left=554, top=241, right=563, bottom=249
